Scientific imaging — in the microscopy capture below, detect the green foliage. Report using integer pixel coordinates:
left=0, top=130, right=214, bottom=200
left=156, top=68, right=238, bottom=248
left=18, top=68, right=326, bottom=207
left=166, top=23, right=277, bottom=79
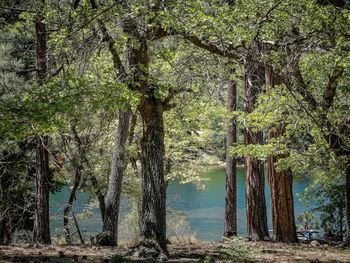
left=300, top=175, right=345, bottom=237
left=1, top=0, right=349, bottom=244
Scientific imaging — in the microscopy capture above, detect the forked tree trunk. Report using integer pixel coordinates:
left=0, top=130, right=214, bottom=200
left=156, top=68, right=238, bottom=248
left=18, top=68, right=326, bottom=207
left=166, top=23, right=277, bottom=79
left=103, top=109, right=132, bottom=245
left=139, top=97, right=167, bottom=254
left=33, top=11, right=51, bottom=244
left=224, top=80, right=237, bottom=237
left=244, top=61, right=269, bottom=241
left=266, top=67, right=298, bottom=243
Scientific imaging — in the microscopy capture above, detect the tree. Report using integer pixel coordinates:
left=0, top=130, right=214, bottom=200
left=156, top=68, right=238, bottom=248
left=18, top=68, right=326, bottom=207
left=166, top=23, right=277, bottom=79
left=103, top=110, right=131, bottom=245
left=266, top=67, right=298, bottom=243
left=244, top=55, right=269, bottom=241
left=265, top=1, right=350, bottom=241
left=224, top=80, right=237, bottom=237
left=33, top=5, right=51, bottom=244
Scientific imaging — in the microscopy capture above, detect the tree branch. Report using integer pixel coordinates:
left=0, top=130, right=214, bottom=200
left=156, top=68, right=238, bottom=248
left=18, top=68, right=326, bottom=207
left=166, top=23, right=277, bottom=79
left=322, top=65, right=344, bottom=109
left=288, top=58, right=318, bottom=110
left=99, top=22, right=127, bottom=78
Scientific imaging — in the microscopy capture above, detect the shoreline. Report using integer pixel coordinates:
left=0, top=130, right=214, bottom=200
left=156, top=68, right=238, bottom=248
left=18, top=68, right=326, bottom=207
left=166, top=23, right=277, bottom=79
left=1, top=241, right=349, bottom=262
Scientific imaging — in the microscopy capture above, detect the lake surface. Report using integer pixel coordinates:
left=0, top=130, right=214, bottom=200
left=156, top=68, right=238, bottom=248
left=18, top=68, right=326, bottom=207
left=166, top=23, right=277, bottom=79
left=50, top=167, right=309, bottom=241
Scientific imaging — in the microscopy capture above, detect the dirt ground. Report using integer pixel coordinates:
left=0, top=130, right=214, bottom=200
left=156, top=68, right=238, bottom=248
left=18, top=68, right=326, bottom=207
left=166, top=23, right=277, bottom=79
left=0, top=241, right=349, bottom=262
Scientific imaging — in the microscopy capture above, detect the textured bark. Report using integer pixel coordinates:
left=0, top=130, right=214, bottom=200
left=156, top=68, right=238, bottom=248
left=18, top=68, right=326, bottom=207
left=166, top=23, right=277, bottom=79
left=90, top=175, right=106, bottom=222
left=33, top=136, right=51, bottom=244
left=0, top=216, right=11, bottom=245
left=266, top=67, right=298, bottom=243
left=128, top=113, right=140, bottom=177
left=224, top=81, right=237, bottom=238
left=103, top=109, right=132, bottom=245
left=345, top=158, right=350, bottom=244
left=63, top=166, right=81, bottom=244
left=244, top=61, right=269, bottom=241
left=268, top=153, right=298, bottom=242
left=33, top=11, right=51, bottom=244
left=139, top=97, right=167, bottom=254
left=121, top=17, right=168, bottom=254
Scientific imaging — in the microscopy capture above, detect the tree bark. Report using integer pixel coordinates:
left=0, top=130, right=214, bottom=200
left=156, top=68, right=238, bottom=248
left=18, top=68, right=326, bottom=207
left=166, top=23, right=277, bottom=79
left=268, top=154, right=298, bottom=242
left=266, top=67, right=298, bottom=243
left=90, top=175, right=106, bottom=222
left=103, top=109, right=132, bottom=245
left=224, top=80, right=237, bottom=238
left=0, top=215, right=11, bottom=245
left=63, top=165, right=81, bottom=244
left=120, top=17, right=169, bottom=253
left=33, top=136, right=51, bottom=244
left=244, top=61, right=269, bottom=241
left=139, top=97, right=167, bottom=254
left=33, top=11, right=51, bottom=244
left=345, top=158, right=350, bottom=244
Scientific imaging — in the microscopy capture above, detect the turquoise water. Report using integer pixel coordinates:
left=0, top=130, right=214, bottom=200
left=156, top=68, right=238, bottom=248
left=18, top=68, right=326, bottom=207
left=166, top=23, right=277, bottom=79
left=50, top=167, right=309, bottom=241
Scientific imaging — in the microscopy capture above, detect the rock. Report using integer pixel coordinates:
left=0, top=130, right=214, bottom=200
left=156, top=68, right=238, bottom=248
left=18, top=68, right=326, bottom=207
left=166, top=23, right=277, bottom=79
left=132, top=250, right=141, bottom=257
left=119, top=250, right=129, bottom=257
left=143, top=247, right=159, bottom=258
left=310, top=240, right=320, bottom=247
left=58, top=251, right=65, bottom=257
left=158, top=253, right=168, bottom=261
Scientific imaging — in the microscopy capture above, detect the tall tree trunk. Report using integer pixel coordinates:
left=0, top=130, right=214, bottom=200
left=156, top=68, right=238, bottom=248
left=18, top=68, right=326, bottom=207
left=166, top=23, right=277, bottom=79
left=103, top=109, right=132, bottom=245
left=0, top=215, right=11, bottom=245
left=33, top=10, right=51, bottom=244
left=244, top=61, right=269, bottom=241
left=268, top=154, right=298, bottom=242
left=33, top=136, right=51, bottom=244
left=63, top=166, right=81, bottom=244
left=121, top=19, right=168, bottom=253
left=224, top=80, right=237, bottom=238
left=345, top=158, right=350, bottom=244
left=139, top=97, right=167, bottom=254
left=266, top=67, right=298, bottom=243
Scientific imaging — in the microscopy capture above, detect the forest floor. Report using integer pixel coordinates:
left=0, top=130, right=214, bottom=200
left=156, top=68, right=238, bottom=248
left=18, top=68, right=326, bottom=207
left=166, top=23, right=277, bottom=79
left=0, top=241, right=349, bottom=262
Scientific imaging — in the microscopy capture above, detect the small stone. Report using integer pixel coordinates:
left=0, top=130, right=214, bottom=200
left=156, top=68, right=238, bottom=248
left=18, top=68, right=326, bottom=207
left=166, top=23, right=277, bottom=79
left=310, top=240, right=320, bottom=247
left=158, top=253, right=168, bottom=262
left=132, top=250, right=141, bottom=257
left=143, top=248, right=159, bottom=258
